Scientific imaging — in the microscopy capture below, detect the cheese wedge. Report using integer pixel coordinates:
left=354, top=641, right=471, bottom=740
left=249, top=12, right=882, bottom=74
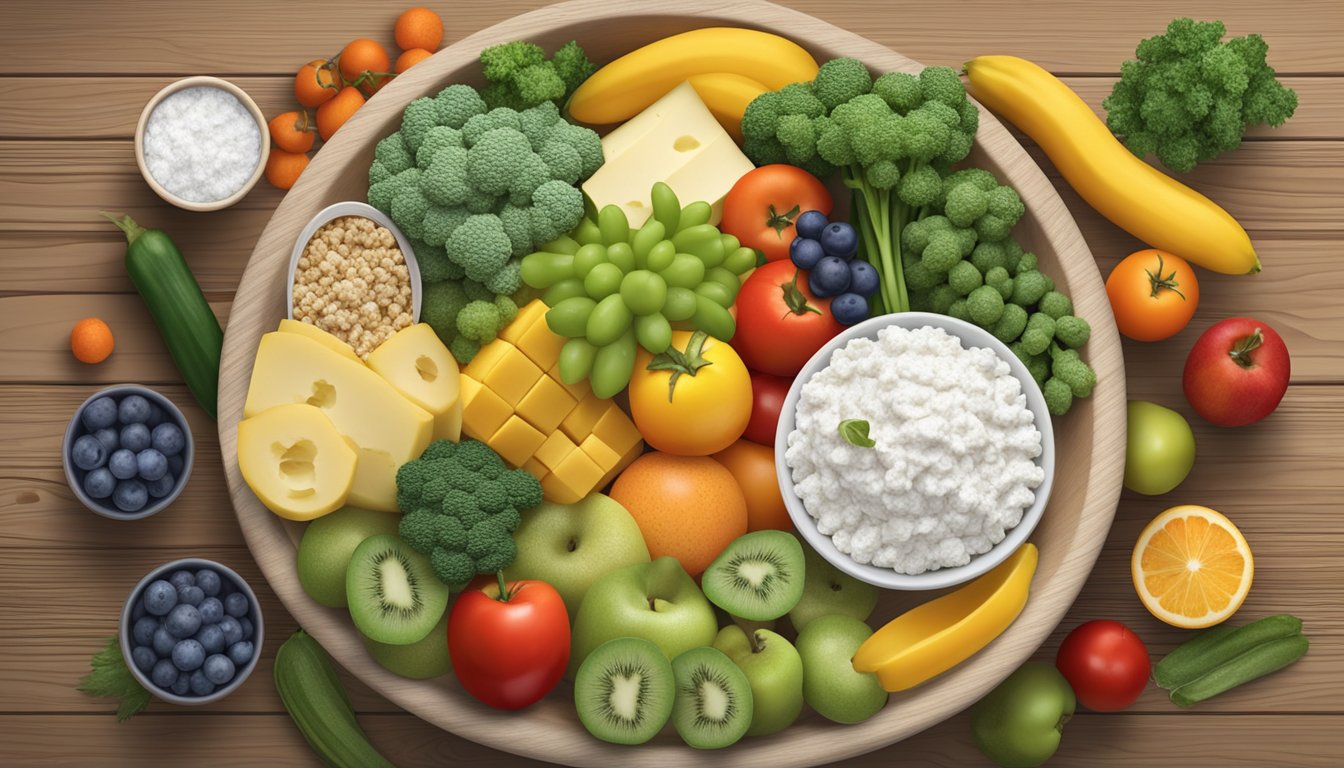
left=237, top=403, right=357, bottom=520
left=277, top=318, right=361, bottom=362
left=366, top=323, right=462, bottom=441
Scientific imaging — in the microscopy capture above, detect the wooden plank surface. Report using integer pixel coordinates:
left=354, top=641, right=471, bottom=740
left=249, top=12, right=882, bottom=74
left=0, top=0, right=1340, bottom=765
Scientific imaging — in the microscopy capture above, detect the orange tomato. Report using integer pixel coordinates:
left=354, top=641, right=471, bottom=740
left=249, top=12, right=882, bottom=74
left=1106, top=249, right=1200, bottom=342
left=395, top=7, right=444, bottom=51
left=316, top=86, right=366, bottom=141
left=70, top=318, right=114, bottom=364
left=339, top=38, right=392, bottom=95
left=628, top=330, right=752, bottom=456
left=294, top=59, right=339, bottom=108
left=394, top=48, right=433, bottom=74
left=711, top=440, right=792, bottom=532
left=268, top=111, right=315, bottom=154
left=265, top=150, right=310, bottom=190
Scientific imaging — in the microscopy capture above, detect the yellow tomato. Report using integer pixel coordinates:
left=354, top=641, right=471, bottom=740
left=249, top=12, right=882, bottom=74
left=630, top=330, right=752, bottom=456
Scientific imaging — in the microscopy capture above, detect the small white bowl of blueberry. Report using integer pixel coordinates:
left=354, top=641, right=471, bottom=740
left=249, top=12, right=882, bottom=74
left=121, top=558, right=263, bottom=703
left=62, top=385, right=193, bottom=519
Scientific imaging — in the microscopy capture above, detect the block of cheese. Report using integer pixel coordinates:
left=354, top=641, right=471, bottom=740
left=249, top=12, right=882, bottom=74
left=237, top=403, right=357, bottom=521
left=278, top=318, right=360, bottom=362
left=243, top=331, right=433, bottom=511
left=582, top=81, right=755, bottom=228
left=365, top=323, right=462, bottom=441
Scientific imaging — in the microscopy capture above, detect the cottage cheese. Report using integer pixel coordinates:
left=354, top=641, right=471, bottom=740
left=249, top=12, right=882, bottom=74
left=784, top=325, right=1044, bottom=575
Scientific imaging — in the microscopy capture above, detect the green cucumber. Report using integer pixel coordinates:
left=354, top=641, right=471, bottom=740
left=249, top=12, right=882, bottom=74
left=274, top=631, right=394, bottom=768
left=1169, top=635, right=1309, bottom=708
left=1154, top=615, right=1303, bottom=691
left=104, top=213, right=222, bottom=418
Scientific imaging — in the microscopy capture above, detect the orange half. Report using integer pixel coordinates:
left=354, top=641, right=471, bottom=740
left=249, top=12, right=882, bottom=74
left=1132, top=505, right=1253, bottom=628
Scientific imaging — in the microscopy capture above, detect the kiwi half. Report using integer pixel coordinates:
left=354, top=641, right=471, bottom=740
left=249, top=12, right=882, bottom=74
left=671, top=646, right=753, bottom=749
left=575, top=637, right=675, bottom=745
left=346, top=534, right=449, bottom=645
left=701, top=530, right=805, bottom=621
left=297, top=506, right=400, bottom=608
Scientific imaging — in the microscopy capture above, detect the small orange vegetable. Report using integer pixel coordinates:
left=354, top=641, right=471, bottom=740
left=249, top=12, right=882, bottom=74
left=265, top=150, right=310, bottom=190
left=394, top=48, right=433, bottom=74
left=395, top=7, right=443, bottom=52
left=339, top=38, right=393, bottom=96
left=71, top=318, right=115, bottom=364
left=294, top=59, right=339, bottom=109
left=268, top=111, right=315, bottom=154
left=316, top=86, right=366, bottom=141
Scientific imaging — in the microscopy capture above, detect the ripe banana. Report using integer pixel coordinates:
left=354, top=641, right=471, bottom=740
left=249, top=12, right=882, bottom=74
left=964, top=55, right=1259, bottom=275
left=687, top=73, right=768, bottom=143
left=567, top=27, right=818, bottom=126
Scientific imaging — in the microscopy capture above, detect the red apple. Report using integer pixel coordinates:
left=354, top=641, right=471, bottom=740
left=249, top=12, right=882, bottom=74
left=1183, top=317, right=1290, bottom=426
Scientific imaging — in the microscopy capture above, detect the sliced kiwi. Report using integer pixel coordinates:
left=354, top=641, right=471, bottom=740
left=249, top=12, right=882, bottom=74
left=671, top=646, right=753, bottom=749
left=363, top=613, right=452, bottom=679
left=346, top=534, right=450, bottom=645
left=574, top=637, right=675, bottom=745
left=297, top=506, right=400, bottom=608
left=701, top=530, right=805, bottom=621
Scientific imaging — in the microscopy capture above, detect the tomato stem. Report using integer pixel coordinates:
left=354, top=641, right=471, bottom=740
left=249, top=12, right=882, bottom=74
left=1144, top=253, right=1187, bottom=300
left=494, top=571, right=510, bottom=603
left=779, top=268, right=821, bottom=317
left=765, top=203, right=801, bottom=238
left=1229, top=329, right=1263, bottom=369
left=645, top=330, right=714, bottom=402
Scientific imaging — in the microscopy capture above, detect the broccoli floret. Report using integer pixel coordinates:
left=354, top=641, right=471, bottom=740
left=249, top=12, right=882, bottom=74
left=486, top=263, right=522, bottom=299
left=518, top=100, right=561, bottom=149
left=434, top=84, right=488, bottom=129
left=529, top=180, right=584, bottom=244
left=375, top=133, right=414, bottom=175
left=1055, top=315, right=1092, bottom=349
left=464, top=128, right=533, bottom=196
left=929, top=284, right=959, bottom=315
left=947, top=298, right=971, bottom=322
left=445, top=215, right=511, bottom=283
left=1051, top=346, right=1097, bottom=398
left=462, top=279, right=494, bottom=303
left=944, top=183, right=989, bottom=228
left=496, top=204, right=534, bottom=258
left=919, top=66, right=968, bottom=108
left=948, top=260, right=983, bottom=296
left=991, top=303, right=1029, bottom=344
left=985, top=266, right=1013, bottom=300
left=1039, top=290, right=1074, bottom=319
left=547, top=122, right=604, bottom=179
left=971, top=241, right=1011, bottom=275
left=456, top=300, right=503, bottom=343
left=536, top=139, right=582, bottom=186
left=1009, top=270, right=1052, bottom=307
left=368, top=167, right=420, bottom=213
left=390, top=187, right=431, bottom=241
left=966, top=284, right=1006, bottom=327
left=421, top=206, right=470, bottom=250
left=449, top=336, right=480, bottom=364
left=871, top=71, right=922, bottom=113
left=369, top=160, right=392, bottom=186
left=419, top=146, right=470, bottom=207
left=479, top=40, right=595, bottom=111
left=777, top=114, right=820, bottom=164
left=416, top=126, right=464, bottom=169
left=920, top=230, right=963, bottom=274
left=897, top=165, right=943, bottom=209
left=501, top=466, right=543, bottom=508
left=400, top=97, right=440, bottom=153
left=552, top=41, right=598, bottom=92
left=1021, top=312, right=1056, bottom=356
left=812, top=58, right=873, bottom=110
left=903, top=261, right=941, bottom=292
left=1043, top=377, right=1074, bottom=416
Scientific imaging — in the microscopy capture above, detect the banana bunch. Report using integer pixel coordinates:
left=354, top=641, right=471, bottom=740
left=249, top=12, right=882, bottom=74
left=566, top=27, right=819, bottom=142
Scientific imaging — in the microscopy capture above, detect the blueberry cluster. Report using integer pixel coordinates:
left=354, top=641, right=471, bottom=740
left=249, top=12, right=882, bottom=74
left=128, top=568, right=257, bottom=697
left=71, top=394, right=186, bottom=513
left=789, top=211, right=879, bottom=326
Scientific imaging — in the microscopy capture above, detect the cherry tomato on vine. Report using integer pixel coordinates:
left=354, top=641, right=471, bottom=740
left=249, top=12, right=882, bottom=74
left=721, top=165, right=833, bottom=262
left=1106, top=249, right=1199, bottom=341
left=1055, top=620, right=1150, bottom=712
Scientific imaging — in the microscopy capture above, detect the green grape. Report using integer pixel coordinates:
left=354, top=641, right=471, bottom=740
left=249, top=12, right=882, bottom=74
left=620, top=270, right=668, bottom=316
left=583, top=262, right=624, bottom=299
left=541, top=235, right=581, bottom=255
left=634, top=312, right=673, bottom=353
left=720, top=233, right=741, bottom=253
left=645, top=240, right=676, bottom=272
left=659, top=253, right=706, bottom=289
left=650, top=183, right=681, bottom=233
left=547, top=296, right=597, bottom=337
left=606, top=242, right=635, bottom=273
left=542, top=277, right=586, bottom=306
left=520, top=252, right=574, bottom=289
left=723, top=246, right=758, bottom=275
left=631, top=219, right=666, bottom=262
left=572, top=243, right=608, bottom=279
left=586, top=294, right=632, bottom=346
left=590, top=329, right=638, bottom=400
left=693, top=294, right=735, bottom=341
left=663, top=287, right=697, bottom=322
left=678, top=201, right=712, bottom=230
left=671, top=224, right=720, bottom=254
left=694, top=281, right=735, bottom=308
left=598, top=204, right=631, bottom=246
left=558, top=337, right=597, bottom=384
left=573, top=217, right=603, bottom=246
left=703, top=266, right=741, bottom=293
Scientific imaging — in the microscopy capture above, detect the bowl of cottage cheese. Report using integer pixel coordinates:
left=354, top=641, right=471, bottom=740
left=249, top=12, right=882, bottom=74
left=778, top=313, right=1055, bottom=591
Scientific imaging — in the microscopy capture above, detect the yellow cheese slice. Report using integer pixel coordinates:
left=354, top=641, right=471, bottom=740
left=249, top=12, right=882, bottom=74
left=366, top=323, right=462, bottom=441
left=237, top=403, right=357, bottom=521
left=277, top=318, right=361, bottom=362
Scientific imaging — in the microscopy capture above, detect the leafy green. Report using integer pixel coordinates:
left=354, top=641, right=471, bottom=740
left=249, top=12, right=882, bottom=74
left=78, top=637, right=151, bottom=721
left=838, top=419, right=876, bottom=448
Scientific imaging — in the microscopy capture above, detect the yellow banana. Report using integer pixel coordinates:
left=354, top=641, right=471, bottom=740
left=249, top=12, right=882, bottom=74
left=964, top=55, right=1259, bottom=275
left=568, top=28, right=818, bottom=125
left=852, top=544, right=1038, bottom=692
left=687, top=72, right=768, bottom=143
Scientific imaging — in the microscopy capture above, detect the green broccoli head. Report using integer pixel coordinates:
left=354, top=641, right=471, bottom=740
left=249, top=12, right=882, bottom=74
left=479, top=40, right=595, bottom=111
left=1050, top=346, right=1097, bottom=398
left=421, top=206, right=470, bottom=250
left=1021, top=312, right=1056, bottom=356
left=966, top=284, right=1006, bottom=328
left=400, top=97, right=441, bottom=153
left=1009, top=270, right=1052, bottom=307
left=1054, top=315, right=1092, bottom=349
left=375, top=133, right=414, bottom=175
left=529, top=180, right=584, bottom=244
left=465, top=127, right=533, bottom=196
left=416, top=126, right=464, bottom=169
left=947, top=260, right=983, bottom=296
left=1039, top=290, right=1074, bottom=319
left=446, top=214, right=511, bottom=282
left=871, top=71, right=923, bottom=113
left=812, top=57, right=873, bottom=110
left=1042, top=377, right=1074, bottom=416
left=435, top=84, right=488, bottom=129
left=991, top=303, right=1029, bottom=344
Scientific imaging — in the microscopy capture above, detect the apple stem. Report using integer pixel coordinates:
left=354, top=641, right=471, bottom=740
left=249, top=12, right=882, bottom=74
left=1230, top=329, right=1263, bottom=369
left=494, top=571, right=510, bottom=603
left=748, top=631, right=763, bottom=654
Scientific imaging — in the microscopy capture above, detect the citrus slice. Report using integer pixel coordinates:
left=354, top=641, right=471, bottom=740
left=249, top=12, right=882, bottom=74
left=1132, top=505, right=1253, bottom=629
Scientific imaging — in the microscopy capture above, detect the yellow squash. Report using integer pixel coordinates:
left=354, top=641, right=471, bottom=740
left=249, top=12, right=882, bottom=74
left=964, top=55, right=1259, bottom=275
left=567, top=28, right=818, bottom=126
left=687, top=72, right=768, bottom=143
left=852, top=543, right=1038, bottom=692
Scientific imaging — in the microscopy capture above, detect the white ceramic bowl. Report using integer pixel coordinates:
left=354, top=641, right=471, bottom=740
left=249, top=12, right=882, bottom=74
left=286, top=201, right=423, bottom=323
left=775, top=312, right=1056, bottom=591
left=134, top=76, right=269, bottom=212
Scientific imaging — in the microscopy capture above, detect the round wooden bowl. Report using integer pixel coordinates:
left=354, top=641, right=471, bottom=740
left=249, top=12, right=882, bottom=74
left=219, top=1, right=1126, bottom=763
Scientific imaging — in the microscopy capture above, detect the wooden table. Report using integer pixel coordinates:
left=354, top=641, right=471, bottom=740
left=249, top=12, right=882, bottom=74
left=1, top=1, right=1340, bottom=765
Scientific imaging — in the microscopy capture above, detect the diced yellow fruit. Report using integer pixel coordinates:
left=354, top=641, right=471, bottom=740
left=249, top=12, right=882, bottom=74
left=277, top=319, right=361, bottom=362
left=522, top=457, right=547, bottom=481
left=579, top=434, right=621, bottom=473
left=534, top=430, right=578, bottom=472
left=488, top=415, right=547, bottom=468
left=547, top=449, right=605, bottom=504
left=540, top=473, right=585, bottom=505
left=243, top=332, right=433, bottom=511
left=548, top=359, right=593, bottom=400
left=599, top=439, right=646, bottom=491
left=592, top=404, right=644, bottom=456
left=480, top=345, right=544, bottom=407
left=462, top=339, right=514, bottom=382
left=365, top=324, right=462, bottom=442
left=516, top=313, right=567, bottom=370
left=237, top=403, right=357, bottom=521
left=460, top=375, right=513, bottom=441
left=516, top=375, right=578, bottom=434
left=560, top=395, right=608, bottom=443
left=498, top=299, right=549, bottom=346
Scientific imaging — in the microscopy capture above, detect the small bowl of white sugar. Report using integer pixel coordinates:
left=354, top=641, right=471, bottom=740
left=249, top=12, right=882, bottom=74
left=135, top=76, right=269, bottom=212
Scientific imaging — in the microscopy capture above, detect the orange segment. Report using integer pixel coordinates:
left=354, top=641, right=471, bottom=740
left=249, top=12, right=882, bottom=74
left=1131, top=505, right=1253, bottom=628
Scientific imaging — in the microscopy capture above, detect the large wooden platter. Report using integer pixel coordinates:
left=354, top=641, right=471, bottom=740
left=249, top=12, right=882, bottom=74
left=218, top=0, right=1126, bottom=764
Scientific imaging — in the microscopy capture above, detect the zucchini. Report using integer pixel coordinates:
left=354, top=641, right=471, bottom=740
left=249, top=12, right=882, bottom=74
left=103, top=213, right=222, bottom=418
left=275, top=631, right=394, bottom=768
left=1170, top=635, right=1309, bottom=708
left=1154, top=615, right=1301, bottom=690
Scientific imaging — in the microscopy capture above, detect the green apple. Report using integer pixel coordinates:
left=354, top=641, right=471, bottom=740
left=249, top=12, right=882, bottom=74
left=788, top=539, right=880, bottom=632
left=570, top=556, right=717, bottom=676
left=713, top=625, right=804, bottom=737
left=504, top=494, right=650, bottom=619
left=363, top=613, right=452, bottom=679
left=296, top=506, right=400, bottom=608
left=795, top=614, right=887, bottom=724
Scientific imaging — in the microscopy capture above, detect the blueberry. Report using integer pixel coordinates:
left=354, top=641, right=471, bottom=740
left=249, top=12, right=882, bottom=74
left=171, top=638, right=206, bottom=671
left=152, top=626, right=176, bottom=657
left=219, top=616, right=243, bottom=646
left=203, top=654, right=235, bottom=685
left=120, top=423, right=151, bottom=453
left=167, top=454, right=185, bottom=477
left=117, top=395, right=152, bottom=425
left=131, top=645, right=158, bottom=674
left=151, top=658, right=180, bottom=688
left=199, top=597, right=224, bottom=624
left=132, top=598, right=148, bottom=621
left=145, top=405, right=167, bottom=429
left=171, top=672, right=192, bottom=696
left=848, top=261, right=880, bottom=297
left=795, top=210, right=829, bottom=241
left=789, top=237, right=825, bottom=270
left=71, top=434, right=108, bottom=471
left=108, top=449, right=138, bottom=480
left=112, top=480, right=148, bottom=513
left=196, top=570, right=221, bottom=597
left=820, top=222, right=858, bottom=259
left=93, top=427, right=120, bottom=454
left=227, top=640, right=255, bottom=667
left=224, top=592, right=250, bottom=619
left=136, top=449, right=168, bottom=481
left=810, top=256, right=852, bottom=296
left=197, top=623, right=226, bottom=654
left=188, top=669, right=216, bottom=696
left=143, top=580, right=177, bottom=616
left=81, top=397, right=118, bottom=431
left=83, top=468, right=116, bottom=500
left=132, top=616, right=159, bottom=647
left=178, top=585, right=205, bottom=607
left=168, top=570, right=195, bottom=590
left=830, top=293, right=871, bottom=326
left=166, top=603, right=202, bottom=638
left=239, top=616, right=254, bottom=640
left=146, top=472, right=176, bottom=499
left=150, top=423, right=185, bottom=457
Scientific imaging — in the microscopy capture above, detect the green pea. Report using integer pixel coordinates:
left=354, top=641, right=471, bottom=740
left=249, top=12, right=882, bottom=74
left=635, top=312, right=673, bottom=354
left=573, top=217, right=603, bottom=246
left=650, top=183, right=681, bottom=232
left=693, top=294, right=736, bottom=341
left=678, top=201, right=713, bottom=231
left=694, top=281, right=735, bottom=308
left=631, top=219, right=666, bottom=262
left=598, top=204, right=631, bottom=246
left=590, top=329, right=637, bottom=399
left=584, top=262, right=624, bottom=299
left=645, top=240, right=676, bottom=273
left=520, top=252, right=574, bottom=289
left=605, top=242, right=635, bottom=273
left=541, top=235, right=581, bottom=255
left=542, top=277, right=586, bottom=306
left=546, top=296, right=597, bottom=338
left=558, top=337, right=597, bottom=384
left=723, top=246, right=759, bottom=275
left=620, top=270, right=668, bottom=316
left=662, top=287, right=697, bottom=322
left=572, top=243, right=609, bottom=279
left=586, top=294, right=633, bottom=347
left=660, top=253, right=706, bottom=289
left=720, top=233, right=741, bottom=253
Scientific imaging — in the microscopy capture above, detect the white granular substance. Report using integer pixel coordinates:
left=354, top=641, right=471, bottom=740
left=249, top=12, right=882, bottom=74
left=785, top=325, right=1044, bottom=576
left=143, top=86, right=261, bottom=203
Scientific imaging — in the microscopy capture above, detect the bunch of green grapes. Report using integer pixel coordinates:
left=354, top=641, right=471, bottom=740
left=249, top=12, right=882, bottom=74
left=520, top=182, right=757, bottom=398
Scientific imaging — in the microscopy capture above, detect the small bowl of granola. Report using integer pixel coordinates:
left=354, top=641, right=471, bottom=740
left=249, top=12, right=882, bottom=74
left=287, top=202, right=421, bottom=358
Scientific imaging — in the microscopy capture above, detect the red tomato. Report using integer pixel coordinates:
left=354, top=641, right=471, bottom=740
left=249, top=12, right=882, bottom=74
left=721, top=164, right=833, bottom=262
left=744, top=370, right=791, bottom=446
left=1183, top=317, right=1290, bottom=427
left=1055, top=620, right=1150, bottom=712
left=734, top=260, right=844, bottom=377
left=447, top=578, right=570, bottom=710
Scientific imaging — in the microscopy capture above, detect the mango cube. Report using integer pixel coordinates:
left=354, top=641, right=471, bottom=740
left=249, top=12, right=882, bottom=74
left=488, top=415, right=546, bottom=468
left=516, top=375, right=577, bottom=434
